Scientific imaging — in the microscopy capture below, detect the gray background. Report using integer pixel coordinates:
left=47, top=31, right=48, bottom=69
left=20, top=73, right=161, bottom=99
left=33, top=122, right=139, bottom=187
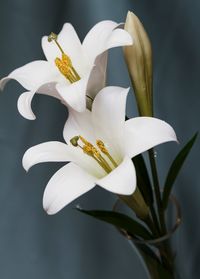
left=0, top=0, right=199, bottom=278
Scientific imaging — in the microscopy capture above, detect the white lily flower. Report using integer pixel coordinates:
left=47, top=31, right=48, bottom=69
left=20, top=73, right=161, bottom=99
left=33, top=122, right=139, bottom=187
left=22, top=86, right=177, bottom=215
left=0, top=21, right=132, bottom=119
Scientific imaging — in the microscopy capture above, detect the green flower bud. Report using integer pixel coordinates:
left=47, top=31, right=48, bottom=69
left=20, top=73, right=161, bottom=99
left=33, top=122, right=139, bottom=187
left=123, top=11, right=153, bottom=116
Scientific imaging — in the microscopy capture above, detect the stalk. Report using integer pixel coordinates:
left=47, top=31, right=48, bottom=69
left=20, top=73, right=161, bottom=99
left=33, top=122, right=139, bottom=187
left=148, top=149, right=167, bottom=234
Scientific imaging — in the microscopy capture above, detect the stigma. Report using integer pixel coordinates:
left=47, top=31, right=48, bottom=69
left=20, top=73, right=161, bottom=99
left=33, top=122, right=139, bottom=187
left=70, top=136, right=118, bottom=173
left=48, top=32, right=81, bottom=83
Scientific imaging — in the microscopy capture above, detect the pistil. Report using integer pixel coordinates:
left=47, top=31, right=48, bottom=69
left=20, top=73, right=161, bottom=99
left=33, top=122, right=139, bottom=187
left=48, top=32, right=81, bottom=83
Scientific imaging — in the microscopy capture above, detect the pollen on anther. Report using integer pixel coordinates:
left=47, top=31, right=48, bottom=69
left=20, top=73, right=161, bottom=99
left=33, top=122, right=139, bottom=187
left=82, top=145, right=93, bottom=156
left=96, top=139, right=108, bottom=154
left=55, top=58, right=70, bottom=77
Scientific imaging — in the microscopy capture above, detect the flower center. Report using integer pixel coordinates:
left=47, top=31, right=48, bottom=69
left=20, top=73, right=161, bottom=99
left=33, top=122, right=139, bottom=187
left=48, top=32, right=81, bottom=83
left=70, top=136, right=118, bottom=174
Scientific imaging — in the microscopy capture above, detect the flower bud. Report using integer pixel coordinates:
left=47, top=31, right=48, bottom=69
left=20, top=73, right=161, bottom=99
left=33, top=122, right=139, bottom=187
left=123, top=11, right=153, bottom=116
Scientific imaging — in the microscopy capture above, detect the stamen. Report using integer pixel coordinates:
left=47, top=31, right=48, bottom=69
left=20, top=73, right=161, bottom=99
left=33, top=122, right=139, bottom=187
left=70, top=136, right=115, bottom=174
left=48, top=32, right=81, bottom=83
left=91, top=147, right=113, bottom=173
left=96, top=140, right=118, bottom=168
left=83, top=144, right=111, bottom=173
left=82, top=145, right=93, bottom=155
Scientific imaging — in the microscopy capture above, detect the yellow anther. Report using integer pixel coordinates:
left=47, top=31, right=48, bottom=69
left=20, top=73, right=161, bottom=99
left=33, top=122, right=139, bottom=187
left=96, top=139, right=118, bottom=168
left=79, top=138, right=101, bottom=158
left=91, top=147, right=101, bottom=158
left=96, top=140, right=108, bottom=154
left=62, top=53, right=73, bottom=67
left=55, top=57, right=71, bottom=78
left=69, top=135, right=116, bottom=174
left=79, top=136, right=92, bottom=147
left=82, top=145, right=93, bottom=156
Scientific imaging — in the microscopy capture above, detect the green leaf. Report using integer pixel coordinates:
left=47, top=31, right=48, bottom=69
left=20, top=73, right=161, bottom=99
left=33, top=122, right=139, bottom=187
left=77, top=208, right=153, bottom=240
left=78, top=208, right=173, bottom=278
left=162, top=132, right=198, bottom=209
left=132, top=154, right=153, bottom=205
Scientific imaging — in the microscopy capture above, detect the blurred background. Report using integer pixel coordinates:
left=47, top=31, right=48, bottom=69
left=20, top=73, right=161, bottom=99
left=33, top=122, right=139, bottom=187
left=0, top=0, right=199, bottom=278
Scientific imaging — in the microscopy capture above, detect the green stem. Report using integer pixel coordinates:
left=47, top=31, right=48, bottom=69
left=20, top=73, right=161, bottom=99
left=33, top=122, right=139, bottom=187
left=158, top=242, right=175, bottom=276
left=144, top=215, right=159, bottom=237
left=148, top=149, right=176, bottom=275
left=148, top=149, right=166, bottom=234
left=149, top=203, right=161, bottom=235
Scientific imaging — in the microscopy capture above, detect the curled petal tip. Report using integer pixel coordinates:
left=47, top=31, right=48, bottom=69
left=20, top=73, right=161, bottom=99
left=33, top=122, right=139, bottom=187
left=22, top=163, right=30, bottom=173
left=44, top=207, right=51, bottom=215
left=0, top=77, right=8, bottom=91
left=17, top=92, right=36, bottom=120
left=22, top=152, right=31, bottom=172
left=43, top=203, right=56, bottom=215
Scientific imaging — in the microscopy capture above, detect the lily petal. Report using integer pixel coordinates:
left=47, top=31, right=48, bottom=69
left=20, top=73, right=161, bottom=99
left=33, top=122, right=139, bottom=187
left=0, top=61, right=58, bottom=91
left=17, top=92, right=36, bottom=120
left=97, top=156, right=136, bottom=195
left=82, top=21, right=132, bottom=64
left=42, top=23, right=87, bottom=76
left=43, top=163, right=96, bottom=215
left=37, top=82, right=60, bottom=98
left=17, top=82, right=62, bottom=120
left=56, top=74, right=89, bottom=112
left=106, top=28, right=133, bottom=50
left=63, top=108, right=95, bottom=144
left=23, top=141, right=73, bottom=171
left=86, top=52, right=108, bottom=106
left=23, top=141, right=105, bottom=179
left=124, top=117, right=178, bottom=158
left=92, top=86, right=129, bottom=159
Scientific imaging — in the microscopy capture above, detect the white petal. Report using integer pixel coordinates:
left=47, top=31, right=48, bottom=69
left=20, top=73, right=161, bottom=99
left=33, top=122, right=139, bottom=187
left=124, top=117, right=178, bottom=158
left=106, top=28, right=133, bottom=49
left=63, top=108, right=95, bottom=144
left=22, top=141, right=73, bottom=171
left=82, top=20, right=132, bottom=63
left=56, top=74, right=89, bottom=112
left=0, top=61, right=58, bottom=91
left=17, top=92, right=36, bottom=120
left=43, top=163, right=96, bottom=215
left=86, top=52, right=108, bottom=108
left=42, top=23, right=88, bottom=76
left=92, top=86, right=129, bottom=160
left=23, top=141, right=105, bottom=179
left=17, top=83, right=62, bottom=120
left=97, top=156, right=136, bottom=195
left=37, top=82, right=60, bottom=98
